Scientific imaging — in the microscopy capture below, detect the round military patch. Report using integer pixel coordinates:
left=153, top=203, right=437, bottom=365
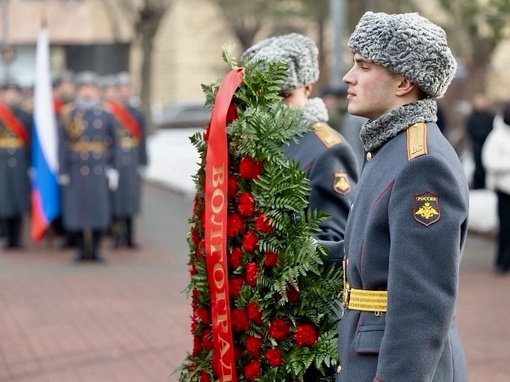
left=413, top=191, right=440, bottom=226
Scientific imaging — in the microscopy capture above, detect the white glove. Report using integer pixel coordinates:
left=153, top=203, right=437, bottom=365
left=106, top=168, right=119, bottom=191
left=58, top=174, right=70, bottom=186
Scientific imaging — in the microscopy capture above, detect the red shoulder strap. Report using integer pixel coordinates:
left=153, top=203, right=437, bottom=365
left=0, top=104, right=29, bottom=146
left=108, top=102, right=142, bottom=140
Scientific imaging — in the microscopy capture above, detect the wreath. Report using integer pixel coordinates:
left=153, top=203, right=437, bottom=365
left=178, top=46, right=342, bottom=382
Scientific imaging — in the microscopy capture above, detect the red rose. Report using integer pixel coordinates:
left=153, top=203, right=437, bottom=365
left=247, top=302, right=263, bottom=325
left=204, top=124, right=210, bottom=142
left=294, top=323, right=319, bottom=347
left=192, top=335, right=202, bottom=356
left=231, top=308, right=250, bottom=332
left=228, top=246, right=243, bottom=269
left=190, top=228, right=201, bottom=245
left=226, top=102, right=238, bottom=123
left=244, top=359, right=261, bottom=380
left=244, top=335, right=263, bottom=358
left=243, top=231, right=259, bottom=253
left=254, top=214, right=273, bottom=234
left=190, top=318, right=198, bottom=333
left=237, top=191, right=256, bottom=217
left=239, top=157, right=262, bottom=179
left=286, top=285, right=300, bottom=302
left=245, top=262, right=258, bottom=287
left=227, top=213, right=246, bottom=237
left=189, top=263, right=197, bottom=276
left=194, top=307, right=210, bottom=325
left=268, top=317, right=290, bottom=341
left=264, top=251, right=278, bottom=267
left=202, top=328, right=214, bottom=351
left=200, top=210, right=206, bottom=228
left=228, top=175, right=239, bottom=197
left=265, top=348, right=283, bottom=367
left=194, top=240, right=205, bottom=259
left=200, top=370, right=210, bottom=382
left=229, top=277, right=244, bottom=298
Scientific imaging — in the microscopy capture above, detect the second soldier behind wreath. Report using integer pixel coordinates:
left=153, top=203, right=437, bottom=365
left=58, top=71, right=119, bottom=261
left=106, top=72, right=148, bottom=248
left=241, top=33, right=359, bottom=381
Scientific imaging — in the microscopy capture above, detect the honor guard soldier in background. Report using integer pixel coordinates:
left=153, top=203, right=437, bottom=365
left=108, top=72, right=148, bottom=248
left=58, top=71, right=119, bottom=262
left=337, top=12, right=469, bottom=381
left=0, top=79, right=32, bottom=249
left=53, top=71, right=75, bottom=114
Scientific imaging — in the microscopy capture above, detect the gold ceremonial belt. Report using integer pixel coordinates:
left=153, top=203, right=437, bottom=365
left=69, top=141, right=107, bottom=152
left=342, top=258, right=387, bottom=313
left=120, top=137, right=140, bottom=149
left=0, top=137, right=23, bottom=149
left=343, top=287, right=388, bottom=313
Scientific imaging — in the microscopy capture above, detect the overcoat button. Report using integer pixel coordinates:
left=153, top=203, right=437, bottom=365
left=366, top=152, right=372, bottom=161
left=337, top=365, right=342, bottom=373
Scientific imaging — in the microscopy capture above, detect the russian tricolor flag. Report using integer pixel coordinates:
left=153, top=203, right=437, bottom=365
left=31, top=26, right=60, bottom=241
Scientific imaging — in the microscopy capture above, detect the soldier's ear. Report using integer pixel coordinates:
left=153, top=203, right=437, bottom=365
left=304, top=84, right=313, bottom=97
left=395, top=77, right=416, bottom=97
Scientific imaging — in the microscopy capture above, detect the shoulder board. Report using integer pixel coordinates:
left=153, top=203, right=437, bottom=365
left=406, top=122, right=428, bottom=161
left=312, top=122, right=343, bottom=148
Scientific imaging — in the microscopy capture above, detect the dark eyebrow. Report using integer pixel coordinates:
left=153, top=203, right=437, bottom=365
left=353, top=57, right=372, bottom=65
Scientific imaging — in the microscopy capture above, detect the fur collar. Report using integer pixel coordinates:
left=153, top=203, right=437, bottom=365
left=360, top=98, right=438, bottom=151
left=301, top=97, right=329, bottom=126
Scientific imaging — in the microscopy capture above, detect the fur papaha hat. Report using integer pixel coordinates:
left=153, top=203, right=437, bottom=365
left=241, top=33, right=319, bottom=92
left=348, top=11, right=457, bottom=99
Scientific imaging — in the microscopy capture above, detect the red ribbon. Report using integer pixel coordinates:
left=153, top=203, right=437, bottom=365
left=0, top=104, right=29, bottom=146
left=108, top=101, right=143, bottom=140
left=204, top=67, right=244, bottom=382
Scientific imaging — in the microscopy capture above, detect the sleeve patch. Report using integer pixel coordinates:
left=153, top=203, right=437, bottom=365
left=334, top=171, right=351, bottom=196
left=413, top=191, right=440, bottom=226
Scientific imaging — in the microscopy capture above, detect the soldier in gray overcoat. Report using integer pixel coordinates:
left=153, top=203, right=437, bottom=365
left=107, top=72, right=148, bottom=248
left=242, top=33, right=359, bottom=382
left=337, top=12, right=469, bottom=381
left=58, top=72, right=119, bottom=261
left=0, top=80, right=32, bottom=249
left=242, top=33, right=359, bottom=264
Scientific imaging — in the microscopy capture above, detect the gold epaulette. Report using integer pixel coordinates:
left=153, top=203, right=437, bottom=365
left=312, top=122, right=342, bottom=148
left=406, top=122, right=428, bottom=161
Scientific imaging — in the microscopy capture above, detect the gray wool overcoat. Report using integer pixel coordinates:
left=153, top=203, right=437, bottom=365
left=282, top=122, right=359, bottom=260
left=0, top=106, right=31, bottom=218
left=337, top=123, right=469, bottom=382
left=111, top=104, right=148, bottom=218
left=58, top=103, right=118, bottom=231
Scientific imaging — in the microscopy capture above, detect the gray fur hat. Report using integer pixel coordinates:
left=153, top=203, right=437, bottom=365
left=348, top=11, right=457, bottom=99
left=241, top=33, right=319, bottom=92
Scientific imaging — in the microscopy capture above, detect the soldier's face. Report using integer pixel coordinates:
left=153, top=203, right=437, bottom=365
left=342, top=53, right=403, bottom=120
left=77, top=83, right=99, bottom=101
